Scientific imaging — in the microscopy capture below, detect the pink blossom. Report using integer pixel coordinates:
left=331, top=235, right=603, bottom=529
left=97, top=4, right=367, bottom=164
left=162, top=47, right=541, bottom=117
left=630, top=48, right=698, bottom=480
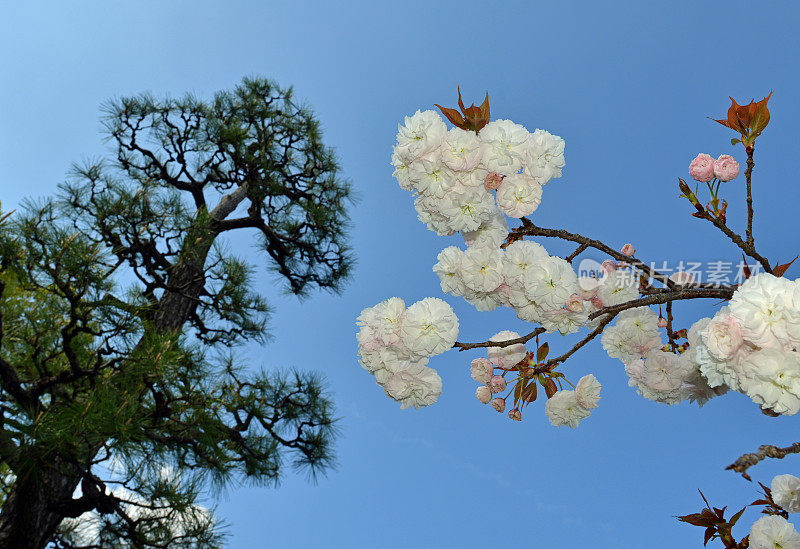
left=657, top=317, right=668, bottom=328
left=508, top=408, right=522, bottom=421
left=489, top=375, right=507, bottom=393
left=470, top=358, right=494, bottom=384
left=565, top=293, right=585, bottom=313
left=491, top=397, right=506, bottom=412
left=620, top=243, right=635, bottom=256
left=476, top=386, right=492, bottom=404
left=601, top=260, right=618, bottom=273
left=484, top=171, right=504, bottom=191
left=714, top=154, right=740, bottom=182
left=590, top=296, right=604, bottom=309
left=689, top=153, right=716, bottom=182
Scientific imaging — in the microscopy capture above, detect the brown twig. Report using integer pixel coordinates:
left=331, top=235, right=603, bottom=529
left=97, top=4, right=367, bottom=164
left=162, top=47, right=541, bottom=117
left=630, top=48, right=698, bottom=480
left=540, top=314, right=617, bottom=369
left=696, top=210, right=771, bottom=274
left=512, top=219, right=678, bottom=290
left=588, top=287, right=734, bottom=320
left=726, top=442, right=800, bottom=481
left=745, top=146, right=755, bottom=248
left=565, top=244, right=588, bottom=264
left=665, top=301, right=676, bottom=352
left=453, top=327, right=546, bottom=352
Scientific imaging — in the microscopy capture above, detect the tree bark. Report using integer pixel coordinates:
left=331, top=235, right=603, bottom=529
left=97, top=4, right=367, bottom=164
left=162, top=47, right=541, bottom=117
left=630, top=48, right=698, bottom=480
left=0, top=188, right=249, bottom=548
left=0, top=459, right=83, bottom=548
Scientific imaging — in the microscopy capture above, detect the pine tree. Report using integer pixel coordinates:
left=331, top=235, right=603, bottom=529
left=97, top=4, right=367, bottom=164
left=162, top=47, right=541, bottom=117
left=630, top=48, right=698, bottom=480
left=0, top=76, right=353, bottom=548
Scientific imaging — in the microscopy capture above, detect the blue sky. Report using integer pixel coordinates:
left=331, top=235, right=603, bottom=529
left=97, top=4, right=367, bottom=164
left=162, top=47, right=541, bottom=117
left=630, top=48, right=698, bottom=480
left=2, top=1, right=800, bottom=547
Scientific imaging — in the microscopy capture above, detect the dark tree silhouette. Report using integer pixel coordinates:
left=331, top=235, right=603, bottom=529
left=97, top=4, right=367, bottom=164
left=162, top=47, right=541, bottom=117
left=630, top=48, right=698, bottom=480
left=0, top=76, right=353, bottom=548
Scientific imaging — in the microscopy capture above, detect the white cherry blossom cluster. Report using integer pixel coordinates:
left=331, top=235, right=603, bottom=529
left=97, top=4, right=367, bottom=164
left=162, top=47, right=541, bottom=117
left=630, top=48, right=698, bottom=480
left=744, top=474, right=800, bottom=548
left=434, top=240, right=638, bottom=335
left=544, top=374, right=601, bottom=428
left=693, top=273, right=800, bottom=415
left=356, top=297, right=459, bottom=409
left=602, top=307, right=725, bottom=406
left=391, top=110, right=565, bottom=237
left=750, top=515, right=800, bottom=548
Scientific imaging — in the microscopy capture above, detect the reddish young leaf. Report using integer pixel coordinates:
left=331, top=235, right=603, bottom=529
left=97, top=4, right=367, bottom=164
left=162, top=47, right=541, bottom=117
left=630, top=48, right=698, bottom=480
left=434, top=104, right=466, bottom=129
left=479, top=92, right=490, bottom=124
left=542, top=377, right=557, bottom=399
left=703, top=526, right=716, bottom=547
left=513, top=380, right=524, bottom=408
left=773, top=256, right=797, bottom=278
left=537, top=342, right=549, bottom=363
left=521, top=381, right=538, bottom=404
left=741, top=253, right=752, bottom=280
left=457, top=86, right=466, bottom=113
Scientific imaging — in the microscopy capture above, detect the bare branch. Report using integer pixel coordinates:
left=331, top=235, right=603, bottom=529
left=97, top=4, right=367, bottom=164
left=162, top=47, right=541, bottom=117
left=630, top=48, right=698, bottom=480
left=454, top=327, right=546, bottom=351
left=726, top=442, right=800, bottom=481
left=512, top=219, right=679, bottom=290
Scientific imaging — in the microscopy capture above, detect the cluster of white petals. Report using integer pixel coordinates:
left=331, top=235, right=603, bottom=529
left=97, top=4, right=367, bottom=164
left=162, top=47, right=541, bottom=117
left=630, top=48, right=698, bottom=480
left=433, top=240, right=636, bottom=336
left=749, top=515, right=800, bottom=549
left=694, top=273, right=800, bottom=415
left=544, top=375, right=601, bottom=428
left=772, top=474, right=800, bottom=513
left=602, top=306, right=725, bottom=407
left=392, top=110, right=565, bottom=240
left=357, top=297, right=458, bottom=409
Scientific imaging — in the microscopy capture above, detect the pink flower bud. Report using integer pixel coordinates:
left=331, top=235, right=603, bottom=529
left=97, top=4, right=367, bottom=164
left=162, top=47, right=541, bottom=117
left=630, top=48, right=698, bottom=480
left=508, top=408, right=522, bottom=421
left=489, top=375, right=507, bottom=393
left=565, top=293, right=585, bottom=313
left=657, top=317, right=668, bottom=328
left=476, top=385, right=492, bottom=404
left=484, top=171, right=504, bottom=191
left=714, top=154, right=740, bottom=182
left=590, top=296, right=604, bottom=309
left=689, top=153, right=715, bottom=182
left=669, top=271, right=695, bottom=285
left=620, top=243, right=635, bottom=256
left=491, top=397, right=506, bottom=412
left=470, top=358, right=494, bottom=384
left=601, top=260, right=618, bottom=273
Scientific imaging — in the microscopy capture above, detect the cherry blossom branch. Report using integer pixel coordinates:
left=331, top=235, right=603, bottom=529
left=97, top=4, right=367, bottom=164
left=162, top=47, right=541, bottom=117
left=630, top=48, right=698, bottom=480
left=587, top=287, right=734, bottom=320
left=539, top=314, right=617, bottom=369
left=745, top=146, right=755, bottom=248
left=512, top=218, right=679, bottom=290
left=453, top=327, right=546, bottom=351
left=726, top=442, right=800, bottom=481
left=694, top=209, right=771, bottom=275
left=666, top=301, right=676, bottom=352
left=565, top=243, right=588, bottom=264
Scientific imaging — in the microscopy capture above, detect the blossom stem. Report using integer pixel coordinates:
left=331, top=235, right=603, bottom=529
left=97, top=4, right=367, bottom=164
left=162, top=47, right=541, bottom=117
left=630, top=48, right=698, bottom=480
left=745, top=146, right=755, bottom=248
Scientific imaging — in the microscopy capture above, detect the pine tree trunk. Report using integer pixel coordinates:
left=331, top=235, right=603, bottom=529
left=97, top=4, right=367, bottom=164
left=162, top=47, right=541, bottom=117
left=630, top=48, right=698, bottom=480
left=0, top=195, right=244, bottom=547
left=0, top=463, right=82, bottom=548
